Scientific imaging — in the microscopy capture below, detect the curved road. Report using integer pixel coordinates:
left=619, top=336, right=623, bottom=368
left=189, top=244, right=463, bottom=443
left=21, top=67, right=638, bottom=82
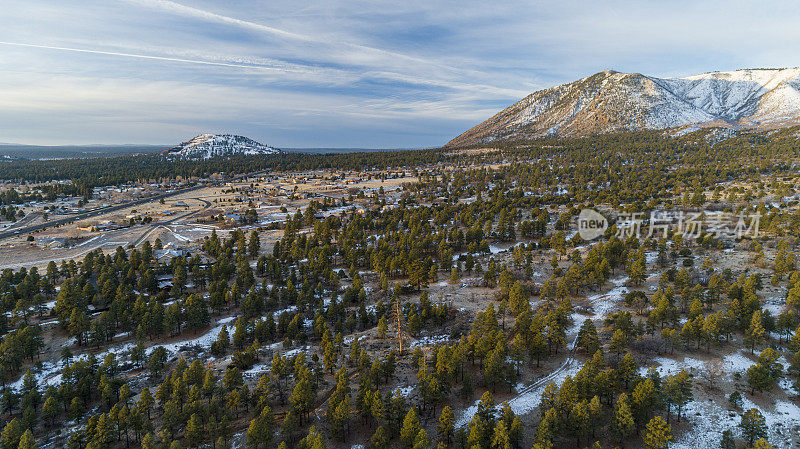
left=132, top=197, right=212, bottom=247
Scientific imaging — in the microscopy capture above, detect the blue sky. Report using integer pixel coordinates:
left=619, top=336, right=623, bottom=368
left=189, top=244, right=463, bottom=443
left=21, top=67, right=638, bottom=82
left=1, top=0, right=799, bottom=148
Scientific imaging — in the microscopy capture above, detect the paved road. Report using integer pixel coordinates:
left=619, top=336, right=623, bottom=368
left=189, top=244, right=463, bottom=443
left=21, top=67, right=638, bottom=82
left=132, top=197, right=212, bottom=247
left=0, top=169, right=268, bottom=241
left=0, top=185, right=206, bottom=241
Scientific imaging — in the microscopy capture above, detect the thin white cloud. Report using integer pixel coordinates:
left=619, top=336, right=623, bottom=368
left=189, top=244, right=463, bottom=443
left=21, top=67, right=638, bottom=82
left=124, top=0, right=443, bottom=67
left=0, top=41, right=290, bottom=72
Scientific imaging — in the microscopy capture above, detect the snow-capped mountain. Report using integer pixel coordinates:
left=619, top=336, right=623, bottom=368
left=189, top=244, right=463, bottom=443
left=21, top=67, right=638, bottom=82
left=161, top=134, right=280, bottom=159
left=447, top=68, right=800, bottom=146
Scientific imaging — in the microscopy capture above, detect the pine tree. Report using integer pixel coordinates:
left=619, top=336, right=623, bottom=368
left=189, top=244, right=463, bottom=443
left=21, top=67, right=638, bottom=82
left=413, top=429, right=431, bottom=449
left=16, top=430, right=37, bottom=449
left=141, top=433, right=156, bottom=449
left=664, top=370, right=693, bottom=422
left=246, top=406, right=273, bottom=449
left=536, top=408, right=558, bottom=446
left=401, top=408, right=422, bottom=449
left=568, top=401, right=590, bottom=445
left=437, top=406, right=455, bottom=446
left=1, top=418, right=22, bottom=449
left=740, top=408, right=768, bottom=446
left=752, top=438, right=773, bottom=449
left=747, top=361, right=774, bottom=395
left=138, top=387, right=154, bottom=419
left=186, top=413, right=204, bottom=448
left=577, top=319, right=600, bottom=354
left=490, top=420, right=511, bottom=449
left=747, top=348, right=783, bottom=395
left=588, top=395, right=602, bottom=438
left=42, top=396, right=59, bottom=427
left=508, top=281, right=530, bottom=316
left=720, top=430, right=735, bottom=449
left=332, top=397, right=351, bottom=440
left=611, top=393, right=635, bottom=443
left=629, top=256, right=646, bottom=286
left=643, top=416, right=672, bottom=449
left=631, top=377, right=656, bottom=427
left=746, top=310, right=766, bottom=353
left=616, top=352, right=637, bottom=389
left=371, top=426, right=388, bottom=449
left=248, top=231, right=260, bottom=258
left=609, top=329, right=628, bottom=359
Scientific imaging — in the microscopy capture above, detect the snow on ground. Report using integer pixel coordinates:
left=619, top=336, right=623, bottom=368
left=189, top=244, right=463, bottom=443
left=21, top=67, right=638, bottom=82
left=507, top=362, right=582, bottom=416
left=778, top=377, right=795, bottom=394
left=146, top=315, right=236, bottom=357
left=320, top=205, right=355, bottom=217
left=282, top=347, right=308, bottom=358
left=272, top=305, right=298, bottom=317
left=671, top=398, right=738, bottom=449
left=343, top=334, right=368, bottom=344
left=638, top=356, right=706, bottom=376
left=638, top=349, right=797, bottom=448
left=393, top=385, right=414, bottom=397
left=739, top=396, right=800, bottom=448
left=763, top=302, right=785, bottom=316
left=673, top=388, right=800, bottom=449
left=637, top=351, right=755, bottom=379
left=74, top=235, right=102, bottom=248
left=409, top=334, right=451, bottom=348
left=455, top=359, right=582, bottom=427
left=567, top=313, right=591, bottom=349
left=457, top=277, right=633, bottom=427
left=586, top=276, right=629, bottom=318
left=244, top=363, right=270, bottom=378
left=8, top=361, right=63, bottom=392
left=722, top=351, right=755, bottom=375
left=489, top=244, right=511, bottom=254
left=763, top=287, right=787, bottom=316
left=171, top=232, right=190, bottom=242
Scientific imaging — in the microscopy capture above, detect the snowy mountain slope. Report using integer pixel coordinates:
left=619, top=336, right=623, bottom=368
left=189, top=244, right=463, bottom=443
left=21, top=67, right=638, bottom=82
left=447, top=68, right=800, bottom=146
left=161, top=134, right=280, bottom=159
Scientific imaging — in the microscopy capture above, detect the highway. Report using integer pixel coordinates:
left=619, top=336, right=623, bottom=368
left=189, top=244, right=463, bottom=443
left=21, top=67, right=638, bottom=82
left=0, top=170, right=268, bottom=242
left=0, top=184, right=206, bottom=241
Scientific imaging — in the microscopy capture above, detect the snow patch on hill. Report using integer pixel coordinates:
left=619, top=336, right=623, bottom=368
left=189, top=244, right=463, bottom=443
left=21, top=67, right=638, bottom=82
left=448, top=68, right=800, bottom=146
left=162, top=134, right=280, bottom=159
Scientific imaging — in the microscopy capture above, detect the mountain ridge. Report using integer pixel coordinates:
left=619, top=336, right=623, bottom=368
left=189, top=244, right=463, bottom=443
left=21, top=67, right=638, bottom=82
left=447, top=68, right=800, bottom=146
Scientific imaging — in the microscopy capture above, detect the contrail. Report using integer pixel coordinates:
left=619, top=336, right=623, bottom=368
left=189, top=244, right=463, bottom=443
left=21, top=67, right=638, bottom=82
left=0, top=40, right=284, bottom=72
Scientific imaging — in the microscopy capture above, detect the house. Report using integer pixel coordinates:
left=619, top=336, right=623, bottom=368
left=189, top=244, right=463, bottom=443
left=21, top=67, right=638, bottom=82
left=37, top=237, right=69, bottom=248
left=156, top=274, right=174, bottom=291
left=154, top=244, right=188, bottom=263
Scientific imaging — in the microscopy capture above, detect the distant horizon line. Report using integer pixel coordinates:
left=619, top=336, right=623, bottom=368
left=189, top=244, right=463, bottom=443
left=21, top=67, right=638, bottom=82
left=0, top=142, right=428, bottom=152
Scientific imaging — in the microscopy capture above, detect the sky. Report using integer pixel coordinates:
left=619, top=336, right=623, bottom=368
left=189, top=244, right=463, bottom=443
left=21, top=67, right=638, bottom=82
left=1, top=0, right=800, bottom=148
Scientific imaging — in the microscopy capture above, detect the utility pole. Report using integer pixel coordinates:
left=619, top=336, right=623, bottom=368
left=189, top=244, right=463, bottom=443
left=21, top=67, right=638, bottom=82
left=389, top=290, right=407, bottom=356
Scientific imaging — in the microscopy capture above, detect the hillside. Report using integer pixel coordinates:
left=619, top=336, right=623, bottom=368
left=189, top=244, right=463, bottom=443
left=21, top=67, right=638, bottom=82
left=161, top=134, right=280, bottom=159
left=447, top=68, right=800, bottom=146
